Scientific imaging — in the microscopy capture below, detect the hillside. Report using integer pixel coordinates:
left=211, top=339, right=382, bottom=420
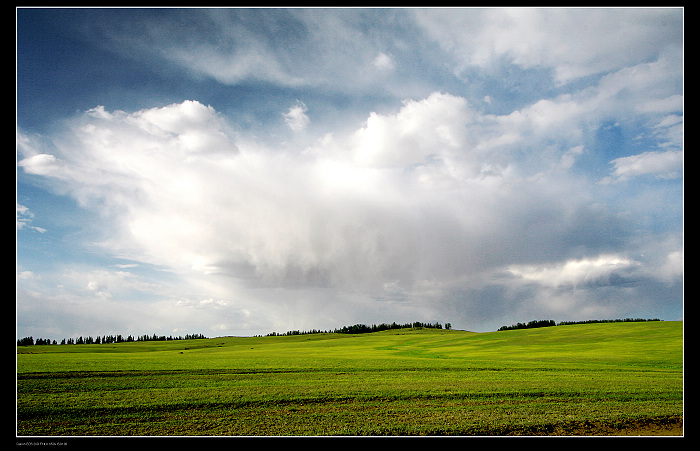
left=17, top=321, right=683, bottom=436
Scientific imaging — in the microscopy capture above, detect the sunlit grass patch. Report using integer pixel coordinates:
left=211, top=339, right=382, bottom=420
left=17, top=322, right=682, bottom=436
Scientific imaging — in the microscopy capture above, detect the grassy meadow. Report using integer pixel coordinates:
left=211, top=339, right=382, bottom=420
left=16, top=321, right=683, bottom=436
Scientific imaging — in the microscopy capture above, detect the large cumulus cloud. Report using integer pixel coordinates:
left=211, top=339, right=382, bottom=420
left=18, top=85, right=681, bottom=333
left=16, top=8, right=682, bottom=335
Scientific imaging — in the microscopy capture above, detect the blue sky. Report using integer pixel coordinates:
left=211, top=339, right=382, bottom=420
left=16, top=7, right=683, bottom=338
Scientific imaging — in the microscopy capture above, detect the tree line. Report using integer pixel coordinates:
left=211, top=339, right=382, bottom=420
left=264, top=321, right=452, bottom=337
left=497, top=319, right=556, bottom=331
left=498, top=318, right=661, bottom=332
left=18, top=317, right=662, bottom=345
left=17, top=333, right=207, bottom=347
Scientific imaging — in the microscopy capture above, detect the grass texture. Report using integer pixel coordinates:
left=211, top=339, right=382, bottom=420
left=16, top=321, right=683, bottom=436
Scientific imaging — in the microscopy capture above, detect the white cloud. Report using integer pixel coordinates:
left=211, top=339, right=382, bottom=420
left=660, top=249, right=684, bottom=282
left=16, top=98, right=527, bottom=297
left=85, top=9, right=418, bottom=95
left=18, top=154, right=63, bottom=177
left=507, top=255, right=642, bottom=288
left=414, top=8, right=682, bottom=84
left=16, top=273, right=260, bottom=338
left=373, top=52, right=395, bottom=72
left=55, top=268, right=164, bottom=302
left=283, top=101, right=310, bottom=132
left=17, top=270, right=38, bottom=280
left=603, top=150, right=683, bottom=184
left=15, top=8, right=684, bottom=339
left=16, top=203, right=32, bottom=228
left=351, top=92, right=472, bottom=168
left=17, top=87, right=682, bottom=334
left=16, top=203, right=47, bottom=233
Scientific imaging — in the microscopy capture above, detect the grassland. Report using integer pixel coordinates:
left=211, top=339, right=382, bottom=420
left=16, top=321, right=683, bottom=436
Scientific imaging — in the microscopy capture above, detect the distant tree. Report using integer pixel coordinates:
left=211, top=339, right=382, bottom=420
left=498, top=320, right=556, bottom=332
left=17, top=337, right=34, bottom=346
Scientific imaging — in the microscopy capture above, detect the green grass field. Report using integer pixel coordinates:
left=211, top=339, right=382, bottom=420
left=16, top=321, right=683, bottom=436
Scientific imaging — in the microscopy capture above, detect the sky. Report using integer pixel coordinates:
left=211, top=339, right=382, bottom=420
left=16, top=7, right=683, bottom=339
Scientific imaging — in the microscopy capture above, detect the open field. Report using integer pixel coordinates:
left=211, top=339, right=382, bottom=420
left=16, top=321, right=683, bottom=436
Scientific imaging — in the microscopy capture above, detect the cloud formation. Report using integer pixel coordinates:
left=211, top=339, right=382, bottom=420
left=604, top=150, right=683, bottom=184
left=16, top=204, right=46, bottom=233
left=508, top=255, right=642, bottom=289
left=414, top=8, right=682, bottom=84
left=18, top=86, right=682, bottom=332
left=17, top=8, right=683, bottom=336
left=283, top=101, right=310, bottom=132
